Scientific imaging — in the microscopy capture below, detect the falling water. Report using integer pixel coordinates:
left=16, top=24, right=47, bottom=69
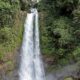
left=19, top=8, right=45, bottom=80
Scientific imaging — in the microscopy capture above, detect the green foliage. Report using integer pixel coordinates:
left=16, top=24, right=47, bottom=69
left=73, top=47, right=80, bottom=60
left=53, top=18, right=73, bottom=45
left=0, top=25, right=23, bottom=60
left=0, top=0, right=23, bottom=61
left=0, top=2, right=11, bottom=9
left=0, top=27, right=11, bottom=43
left=0, top=0, right=20, bottom=28
left=54, top=28, right=72, bottom=44
left=0, top=0, right=80, bottom=66
left=58, top=58, right=69, bottom=66
left=40, top=0, right=80, bottom=65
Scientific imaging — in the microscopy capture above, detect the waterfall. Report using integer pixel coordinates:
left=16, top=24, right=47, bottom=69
left=19, top=8, right=45, bottom=80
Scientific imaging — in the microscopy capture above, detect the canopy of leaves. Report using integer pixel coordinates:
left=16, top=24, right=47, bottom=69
left=39, top=0, right=80, bottom=65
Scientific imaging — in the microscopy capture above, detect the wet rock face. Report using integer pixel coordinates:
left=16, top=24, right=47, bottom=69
left=20, top=0, right=38, bottom=10
left=29, top=2, right=38, bottom=8
left=20, top=0, right=28, bottom=10
left=20, top=0, right=28, bottom=3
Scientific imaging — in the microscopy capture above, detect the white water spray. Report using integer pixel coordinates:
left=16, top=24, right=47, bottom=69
left=19, top=8, right=45, bottom=80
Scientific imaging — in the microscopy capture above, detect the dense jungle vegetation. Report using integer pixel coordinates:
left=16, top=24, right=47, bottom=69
left=39, top=0, right=80, bottom=66
left=0, top=0, right=80, bottom=67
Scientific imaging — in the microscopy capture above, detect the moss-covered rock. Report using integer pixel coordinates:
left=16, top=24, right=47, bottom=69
left=64, top=77, right=73, bottom=80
